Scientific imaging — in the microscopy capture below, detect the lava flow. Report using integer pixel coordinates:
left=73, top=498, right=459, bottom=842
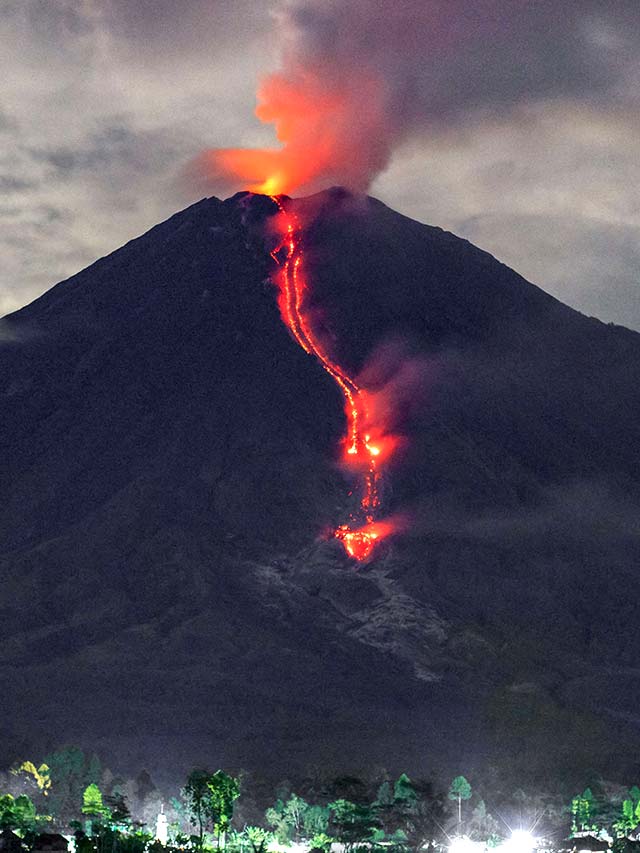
left=268, top=195, right=399, bottom=561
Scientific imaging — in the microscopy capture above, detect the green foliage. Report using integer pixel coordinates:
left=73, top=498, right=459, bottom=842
left=448, top=776, right=472, bottom=825
left=82, top=784, right=108, bottom=819
left=266, top=794, right=305, bottom=844
left=0, top=793, right=41, bottom=834
left=117, top=829, right=154, bottom=853
left=329, top=799, right=379, bottom=851
left=13, top=759, right=640, bottom=853
left=44, top=747, right=102, bottom=825
left=308, top=832, right=333, bottom=852
left=238, top=826, right=272, bottom=853
left=11, top=762, right=52, bottom=797
left=613, top=787, right=640, bottom=838
left=394, top=779, right=445, bottom=853
left=374, top=775, right=414, bottom=840
left=394, top=775, right=418, bottom=805
left=468, top=800, right=501, bottom=845
left=104, top=793, right=131, bottom=830
left=183, top=768, right=240, bottom=849
left=571, top=788, right=595, bottom=834
left=448, top=777, right=472, bottom=802
left=265, top=794, right=329, bottom=844
left=304, top=805, right=330, bottom=839
left=370, top=774, right=446, bottom=851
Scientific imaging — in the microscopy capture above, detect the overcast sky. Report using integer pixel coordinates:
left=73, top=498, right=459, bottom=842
left=1, top=0, right=638, bottom=330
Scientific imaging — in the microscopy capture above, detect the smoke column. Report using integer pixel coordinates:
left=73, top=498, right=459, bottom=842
left=193, top=0, right=635, bottom=197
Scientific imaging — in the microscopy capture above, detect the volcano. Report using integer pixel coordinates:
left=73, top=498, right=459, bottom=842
left=1, top=188, right=639, bottom=786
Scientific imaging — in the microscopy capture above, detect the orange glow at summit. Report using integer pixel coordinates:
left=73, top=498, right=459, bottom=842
left=196, top=67, right=389, bottom=196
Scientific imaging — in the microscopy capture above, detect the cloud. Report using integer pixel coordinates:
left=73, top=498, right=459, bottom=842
left=285, top=0, right=639, bottom=124
left=414, top=479, right=640, bottom=545
left=1, top=0, right=639, bottom=334
left=0, top=0, right=274, bottom=317
left=373, top=101, right=640, bottom=329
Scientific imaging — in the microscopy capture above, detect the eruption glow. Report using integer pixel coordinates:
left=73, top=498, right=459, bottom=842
left=268, top=195, right=401, bottom=560
left=195, top=69, right=390, bottom=196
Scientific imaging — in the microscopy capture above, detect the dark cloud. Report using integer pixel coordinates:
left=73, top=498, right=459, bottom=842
left=0, top=176, right=34, bottom=192
left=416, top=479, right=640, bottom=544
left=287, top=0, right=639, bottom=127
left=102, top=0, right=270, bottom=54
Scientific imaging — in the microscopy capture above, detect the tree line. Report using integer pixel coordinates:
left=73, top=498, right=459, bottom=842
left=2, top=748, right=640, bottom=852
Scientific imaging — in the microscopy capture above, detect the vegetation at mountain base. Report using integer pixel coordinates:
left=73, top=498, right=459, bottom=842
left=1, top=748, right=640, bottom=853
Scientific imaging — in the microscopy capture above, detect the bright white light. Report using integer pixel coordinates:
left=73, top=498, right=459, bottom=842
left=450, top=836, right=481, bottom=853
left=502, top=830, right=535, bottom=853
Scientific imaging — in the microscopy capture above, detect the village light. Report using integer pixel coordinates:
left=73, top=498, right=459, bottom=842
left=504, top=830, right=535, bottom=853
left=449, top=836, right=479, bottom=853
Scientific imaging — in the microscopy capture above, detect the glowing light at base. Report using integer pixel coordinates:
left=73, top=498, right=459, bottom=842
left=502, top=831, right=536, bottom=853
left=449, top=837, right=482, bottom=853
left=267, top=195, right=400, bottom=561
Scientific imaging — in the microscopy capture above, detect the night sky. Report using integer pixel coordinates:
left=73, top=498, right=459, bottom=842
left=1, top=0, right=639, bottom=329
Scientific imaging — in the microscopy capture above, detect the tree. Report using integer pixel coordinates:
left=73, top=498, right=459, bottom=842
left=613, top=790, right=640, bottom=838
left=183, top=769, right=240, bottom=850
left=0, top=794, right=39, bottom=834
left=374, top=775, right=417, bottom=840
left=44, top=747, right=101, bottom=826
left=329, top=799, right=379, bottom=852
left=11, top=762, right=51, bottom=797
left=448, top=777, right=472, bottom=826
left=307, top=833, right=332, bottom=853
left=303, top=805, right=330, bottom=841
left=239, top=826, right=272, bottom=853
left=82, top=782, right=110, bottom=838
left=83, top=784, right=108, bottom=819
left=571, top=788, right=595, bottom=835
left=266, top=794, right=305, bottom=844
left=395, top=779, right=445, bottom=853
left=104, top=793, right=131, bottom=831
left=468, top=800, right=501, bottom=845
left=265, top=794, right=329, bottom=845
left=394, top=774, right=418, bottom=805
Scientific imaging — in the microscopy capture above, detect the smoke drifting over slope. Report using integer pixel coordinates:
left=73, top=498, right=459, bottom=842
left=197, top=0, right=639, bottom=195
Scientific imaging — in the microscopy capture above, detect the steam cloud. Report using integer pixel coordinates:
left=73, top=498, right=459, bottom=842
left=195, top=0, right=638, bottom=195
left=357, top=338, right=435, bottom=445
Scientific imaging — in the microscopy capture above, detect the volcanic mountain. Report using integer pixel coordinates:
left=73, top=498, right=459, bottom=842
left=1, top=189, right=639, bottom=786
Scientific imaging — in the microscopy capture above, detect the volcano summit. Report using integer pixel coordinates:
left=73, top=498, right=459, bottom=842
left=1, top=189, right=639, bottom=784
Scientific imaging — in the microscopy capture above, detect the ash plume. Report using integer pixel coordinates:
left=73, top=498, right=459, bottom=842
left=194, top=0, right=638, bottom=195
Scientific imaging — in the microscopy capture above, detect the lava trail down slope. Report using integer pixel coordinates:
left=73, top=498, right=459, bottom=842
left=267, top=194, right=401, bottom=560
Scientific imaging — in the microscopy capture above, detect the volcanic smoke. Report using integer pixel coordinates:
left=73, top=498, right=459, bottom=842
left=192, top=1, right=397, bottom=198
left=267, top=196, right=402, bottom=560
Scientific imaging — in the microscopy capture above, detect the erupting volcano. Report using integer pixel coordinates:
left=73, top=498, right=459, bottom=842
left=267, top=194, right=400, bottom=561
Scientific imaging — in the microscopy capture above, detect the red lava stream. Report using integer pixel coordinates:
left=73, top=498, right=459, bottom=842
left=268, top=195, right=399, bottom=561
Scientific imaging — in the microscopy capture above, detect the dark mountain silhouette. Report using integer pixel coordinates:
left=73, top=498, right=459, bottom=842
left=1, top=188, right=639, bottom=786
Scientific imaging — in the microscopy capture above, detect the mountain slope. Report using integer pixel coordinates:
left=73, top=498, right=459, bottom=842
left=1, top=189, right=639, bottom=785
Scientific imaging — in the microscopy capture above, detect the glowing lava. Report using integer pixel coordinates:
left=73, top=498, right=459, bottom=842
left=268, top=195, right=399, bottom=561
left=334, top=519, right=399, bottom=562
